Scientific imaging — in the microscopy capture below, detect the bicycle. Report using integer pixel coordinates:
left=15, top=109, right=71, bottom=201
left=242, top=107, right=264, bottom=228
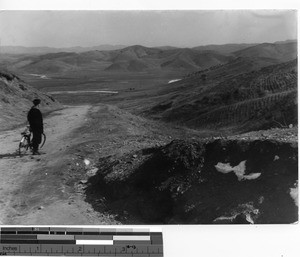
left=18, top=125, right=46, bottom=155
left=18, top=125, right=32, bottom=155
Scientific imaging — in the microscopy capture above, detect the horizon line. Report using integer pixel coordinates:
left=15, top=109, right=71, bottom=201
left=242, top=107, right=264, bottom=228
left=1, top=38, right=297, bottom=50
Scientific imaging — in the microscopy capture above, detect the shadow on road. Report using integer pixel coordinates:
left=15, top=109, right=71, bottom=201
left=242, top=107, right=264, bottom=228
left=0, top=152, right=23, bottom=159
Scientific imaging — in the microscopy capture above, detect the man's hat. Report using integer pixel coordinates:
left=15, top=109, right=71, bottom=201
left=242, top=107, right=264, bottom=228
left=33, top=99, right=41, bottom=105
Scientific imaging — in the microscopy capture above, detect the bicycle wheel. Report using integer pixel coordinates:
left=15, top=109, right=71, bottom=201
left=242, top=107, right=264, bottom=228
left=18, top=136, right=30, bottom=155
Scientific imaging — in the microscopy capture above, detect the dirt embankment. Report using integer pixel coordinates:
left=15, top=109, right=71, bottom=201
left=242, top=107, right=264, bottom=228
left=0, top=70, right=62, bottom=131
left=86, top=128, right=298, bottom=224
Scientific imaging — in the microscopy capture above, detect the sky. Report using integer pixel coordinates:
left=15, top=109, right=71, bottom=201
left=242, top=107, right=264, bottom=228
left=0, top=10, right=297, bottom=48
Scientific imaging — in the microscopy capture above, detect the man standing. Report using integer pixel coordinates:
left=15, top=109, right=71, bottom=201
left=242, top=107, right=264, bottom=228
left=27, top=99, right=44, bottom=155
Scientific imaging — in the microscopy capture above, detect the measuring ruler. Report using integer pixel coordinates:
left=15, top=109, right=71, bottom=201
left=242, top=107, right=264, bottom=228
left=0, top=226, right=163, bottom=256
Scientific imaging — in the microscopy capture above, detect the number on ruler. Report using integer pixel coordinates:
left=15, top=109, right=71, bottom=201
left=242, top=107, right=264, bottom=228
left=126, top=245, right=136, bottom=249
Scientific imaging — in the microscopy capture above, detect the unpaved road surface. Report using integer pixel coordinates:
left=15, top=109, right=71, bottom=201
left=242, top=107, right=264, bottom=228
left=0, top=105, right=118, bottom=225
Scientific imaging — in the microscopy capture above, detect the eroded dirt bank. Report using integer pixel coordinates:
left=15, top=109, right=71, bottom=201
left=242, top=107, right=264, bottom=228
left=86, top=128, right=298, bottom=224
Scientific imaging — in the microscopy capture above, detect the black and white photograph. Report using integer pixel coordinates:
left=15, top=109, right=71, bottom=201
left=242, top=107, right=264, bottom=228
left=0, top=9, right=298, bottom=227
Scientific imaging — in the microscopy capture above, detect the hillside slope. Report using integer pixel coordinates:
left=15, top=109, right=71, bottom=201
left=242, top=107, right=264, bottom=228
left=0, top=70, right=62, bottom=131
left=145, top=59, right=297, bottom=133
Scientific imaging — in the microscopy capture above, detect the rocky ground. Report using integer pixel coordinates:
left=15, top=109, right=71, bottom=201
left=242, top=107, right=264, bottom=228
left=85, top=126, right=298, bottom=224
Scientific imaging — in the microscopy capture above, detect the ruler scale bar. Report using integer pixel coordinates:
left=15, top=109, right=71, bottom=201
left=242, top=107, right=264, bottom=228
left=0, top=244, right=163, bottom=254
left=37, top=235, right=75, bottom=240
left=0, top=227, right=163, bottom=256
left=113, top=240, right=152, bottom=245
left=1, top=240, right=77, bottom=244
left=1, top=235, right=38, bottom=239
left=113, top=236, right=151, bottom=241
left=76, top=240, right=114, bottom=245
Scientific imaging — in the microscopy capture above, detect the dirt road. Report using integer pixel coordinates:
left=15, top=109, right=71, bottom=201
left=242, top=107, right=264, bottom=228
left=0, top=105, right=118, bottom=225
left=0, top=102, right=214, bottom=225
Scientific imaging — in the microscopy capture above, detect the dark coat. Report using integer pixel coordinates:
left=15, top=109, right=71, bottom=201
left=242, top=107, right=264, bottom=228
left=27, top=106, right=43, bottom=133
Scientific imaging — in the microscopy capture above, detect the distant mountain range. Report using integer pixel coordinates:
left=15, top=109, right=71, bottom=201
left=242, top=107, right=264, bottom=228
left=1, top=45, right=127, bottom=55
left=193, top=43, right=257, bottom=55
left=1, top=40, right=297, bottom=75
left=4, top=45, right=234, bottom=74
left=2, top=39, right=296, bottom=55
left=1, top=44, right=179, bottom=55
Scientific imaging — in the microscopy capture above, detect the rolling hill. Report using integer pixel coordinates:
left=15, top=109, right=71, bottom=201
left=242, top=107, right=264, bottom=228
left=144, top=59, right=297, bottom=133
left=0, top=70, right=62, bottom=131
left=5, top=41, right=296, bottom=75
left=159, top=48, right=233, bottom=70
left=193, top=40, right=297, bottom=57
left=233, top=41, right=297, bottom=63
left=193, top=43, right=257, bottom=55
left=5, top=45, right=234, bottom=74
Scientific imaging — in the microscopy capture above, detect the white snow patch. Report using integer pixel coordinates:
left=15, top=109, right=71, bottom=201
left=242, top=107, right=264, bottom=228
left=168, top=79, right=181, bottom=84
left=290, top=182, right=298, bottom=206
left=214, top=162, right=233, bottom=174
left=273, top=155, right=280, bottom=161
left=213, top=215, right=234, bottom=222
left=213, top=213, right=254, bottom=224
left=215, top=160, right=261, bottom=181
left=245, top=213, right=254, bottom=224
left=243, top=173, right=261, bottom=180
left=84, top=159, right=91, bottom=166
left=214, top=216, right=232, bottom=221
